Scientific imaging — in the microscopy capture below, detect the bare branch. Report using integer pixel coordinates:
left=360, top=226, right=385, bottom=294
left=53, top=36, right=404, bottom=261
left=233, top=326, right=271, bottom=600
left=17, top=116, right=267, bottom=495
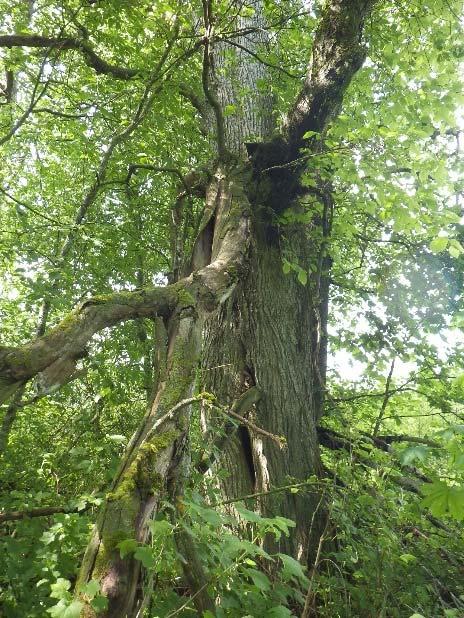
left=127, top=164, right=190, bottom=192
left=0, top=62, right=49, bottom=146
left=372, top=357, right=396, bottom=436
left=178, top=82, right=208, bottom=135
left=0, top=285, right=179, bottom=399
left=212, top=402, right=286, bottom=448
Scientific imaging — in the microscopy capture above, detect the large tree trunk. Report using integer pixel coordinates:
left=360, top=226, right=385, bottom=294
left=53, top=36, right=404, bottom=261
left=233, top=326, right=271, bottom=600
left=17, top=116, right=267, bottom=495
left=68, top=0, right=375, bottom=613
left=201, top=213, right=326, bottom=560
left=200, top=0, right=327, bottom=560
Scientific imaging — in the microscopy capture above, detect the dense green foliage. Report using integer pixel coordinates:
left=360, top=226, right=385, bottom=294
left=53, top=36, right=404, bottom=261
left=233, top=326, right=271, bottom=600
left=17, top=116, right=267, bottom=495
left=1, top=0, right=464, bottom=616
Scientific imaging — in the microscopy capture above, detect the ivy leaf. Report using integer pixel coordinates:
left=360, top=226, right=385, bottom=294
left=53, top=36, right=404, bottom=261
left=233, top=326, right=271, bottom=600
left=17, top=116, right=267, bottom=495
left=63, top=601, right=85, bottom=618
left=47, top=600, right=68, bottom=617
left=80, top=579, right=100, bottom=599
left=50, top=578, right=71, bottom=599
left=91, top=596, right=109, bottom=612
left=47, top=600, right=84, bottom=618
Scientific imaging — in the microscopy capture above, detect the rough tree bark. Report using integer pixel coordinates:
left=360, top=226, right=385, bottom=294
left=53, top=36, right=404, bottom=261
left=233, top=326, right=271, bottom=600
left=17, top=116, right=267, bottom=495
left=0, top=1, right=377, bottom=615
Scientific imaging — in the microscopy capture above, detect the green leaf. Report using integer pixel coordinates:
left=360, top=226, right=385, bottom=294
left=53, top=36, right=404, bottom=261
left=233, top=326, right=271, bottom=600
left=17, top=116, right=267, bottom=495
left=277, top=553, right=309, bottom=584
left=297, top=268, right=308, bottom=286
left=117, top=539, right=138, bottom=558
left=50, top=578, right=71, bottom=600
left=448, top=486, right=464, bottom=520
left=399, top=553, right=417, bottom=564
left=429, top=237, right=448, bottom=253
left=134, top=546, right=156, bottom=569
left=235, top=504, right=263, bottom=523
left=302, top=130, right=320, bottom=139
left=47, top=601, right=67, bottom=617
left=91, top=596, right=109, bottom=612
left=63, top=601, right=84, bottom=618
left=282, top=260, right=291, bottom=274
left=41, top=530, right=56, bottom=545
left=449, top=245, right=461, bottom=258
left=223, top=104, right=237, bottom=117
left=148, top=519, right=173, bottom=537
left=47, top=600, right=84, bottom=618
left=268, top=606, right=293, bottom=617
left=422, top=481, right=464, bottom=520
left=108, top=434, right=126, bottom=443
left=80, top=579, right=100, bottom=599
left=399, top=445, right=430, bottom=466
left=243, top=567, right=271, bottom=591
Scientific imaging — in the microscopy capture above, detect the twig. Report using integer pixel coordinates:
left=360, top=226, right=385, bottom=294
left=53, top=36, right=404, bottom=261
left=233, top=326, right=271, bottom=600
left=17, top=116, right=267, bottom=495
left=211, top=478, right=320, bottom=508
left=212, top=403, right=286, bottom=448
left=372, top=357, right=396, bottom=437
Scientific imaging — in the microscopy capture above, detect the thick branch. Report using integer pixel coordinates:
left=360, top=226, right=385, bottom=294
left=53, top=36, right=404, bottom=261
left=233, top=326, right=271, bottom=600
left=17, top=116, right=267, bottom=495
left=0, top=165, right=251, bottom=404
left=0, top=286, right=179, bottom=401
left=0, top=34, right=140, bottom=79
left=284, top=0, right=377, bottom=146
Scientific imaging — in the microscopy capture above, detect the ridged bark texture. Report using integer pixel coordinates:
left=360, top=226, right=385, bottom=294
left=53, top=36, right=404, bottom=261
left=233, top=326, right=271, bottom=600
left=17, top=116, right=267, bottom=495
left=202, top=206, right=325, bottom=560
left=211, top=0, right=274, bottom=156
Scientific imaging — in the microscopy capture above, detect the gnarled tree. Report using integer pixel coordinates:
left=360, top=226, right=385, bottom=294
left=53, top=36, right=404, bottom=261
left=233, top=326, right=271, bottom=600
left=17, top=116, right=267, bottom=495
left=2, top=0, right=445, bottom=615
